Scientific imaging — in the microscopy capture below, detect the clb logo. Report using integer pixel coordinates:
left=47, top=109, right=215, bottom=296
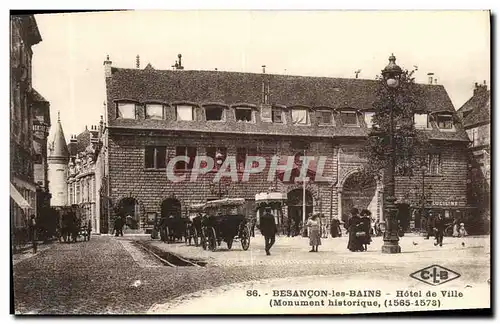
left=410, top=265, right=461, bottom=286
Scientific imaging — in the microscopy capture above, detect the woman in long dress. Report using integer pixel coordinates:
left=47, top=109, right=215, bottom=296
left=359, top=209, right=372, bottom=251
left=346, top=208, right=363, bottom=252
left=306, top=214, right=322, bottom=252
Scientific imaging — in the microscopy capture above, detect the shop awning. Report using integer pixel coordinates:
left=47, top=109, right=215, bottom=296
left=10, top=183, right=31, bottom=209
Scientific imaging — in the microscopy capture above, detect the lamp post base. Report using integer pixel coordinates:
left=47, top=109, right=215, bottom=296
left=381, top=241, right=401, bottom=254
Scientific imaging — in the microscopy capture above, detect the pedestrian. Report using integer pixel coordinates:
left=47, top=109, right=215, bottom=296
left=425, top=211, right=435, bottom=239
left=433, top=213, right=445, bottom=247
left=306, top=213, right=322, bottom=252
left=250, top=216, right=256, bottom=238
left=458, top=222, right=468, bottom=238
left=86, top=219, right=92, bottom=241
left=452, top=218, right=459, bottom=237
left=330, top=218, right=341, bottom=238
left=359, top=209, right=372, bottom=251
left=114, top=216, right=123, bottom=237
left=346, top=208, right=363, bottom=252
left=28, top=214, right=37, bottom=253
left=259, top=207, right=277, bottom=255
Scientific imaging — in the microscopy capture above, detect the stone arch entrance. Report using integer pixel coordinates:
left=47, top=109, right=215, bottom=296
left=116, top=197, right=141, bottom=230
left=161, top=198, right=182, bottom=218
left=287, top=188, right=313, bottom=235
left=341, top=172, right=377, bottom=223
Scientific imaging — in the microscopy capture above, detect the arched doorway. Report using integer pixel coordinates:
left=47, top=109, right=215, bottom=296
left=341, top=172, right=377, bottom=223
left=161, top=198, right=182, bottom=218
left=116, top=197, right=140, bottom=230
left=287, top=188, right=313, bottom=235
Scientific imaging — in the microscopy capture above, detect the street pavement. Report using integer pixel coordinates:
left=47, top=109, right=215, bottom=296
left=12, top=234, right=490, bottom=314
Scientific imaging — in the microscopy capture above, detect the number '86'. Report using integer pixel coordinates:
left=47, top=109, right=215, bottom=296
left=247, top=290, right=259, bottom=297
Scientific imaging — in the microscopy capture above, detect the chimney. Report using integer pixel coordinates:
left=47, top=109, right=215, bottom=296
left=427, top=72, right=434, bottom=85
left=474, top=80, right=488, bottom=96
left=262, top=65, right=266, bottom=74
left=136, top=55, right=140, bottom=69
left=90, top=125, right=99, bottom=144
left=103, top=55, right=112, bottom=78
left=68, top=135, right=78, bottom=157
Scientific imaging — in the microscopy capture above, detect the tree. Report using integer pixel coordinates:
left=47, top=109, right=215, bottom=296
left=364, top=68, right=428, bottom=179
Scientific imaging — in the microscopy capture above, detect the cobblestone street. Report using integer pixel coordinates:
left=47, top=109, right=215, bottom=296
left=12, top=234, right=490, bottom=314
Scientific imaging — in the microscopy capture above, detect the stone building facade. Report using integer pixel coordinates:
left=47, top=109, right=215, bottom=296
left=457, top=81, right=491, bottom=233
left=10, top=15, right=43, bottom=244
left=31, top=90, right=52, bottom=220
left=67, top=123, right=103, bottom=233
left=100, top=56, right=471, bottom=233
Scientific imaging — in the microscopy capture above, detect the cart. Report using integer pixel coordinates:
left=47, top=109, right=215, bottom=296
left=255, top=192, right=286, bottom=235
left=185, top=203, right=205, bottom=246
left=201, top=198, right=251, bottom=251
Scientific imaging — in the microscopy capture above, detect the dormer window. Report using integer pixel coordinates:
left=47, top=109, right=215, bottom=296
left=340, top=111, right=358, bottom=126
left=116, top=102, right=136, bottom=119
left=145, top=103, right=164, bottom=120
left=317, top=110, right=333, bottom=125
left=437, top=114, right=454, bottom=130
left=414, top=113, right=430, bottom=129
left=272, top=108, right=283, bottom=123
left=205, top=106, right=224, bottom=121
left=176, top=105, right=195, bottom=121
left=291, top=108, right=310, bottom=125
left=234, top=107, right=254, bottom=122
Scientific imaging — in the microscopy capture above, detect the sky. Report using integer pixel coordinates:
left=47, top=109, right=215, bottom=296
left=31, top=10, right=490, bottom=143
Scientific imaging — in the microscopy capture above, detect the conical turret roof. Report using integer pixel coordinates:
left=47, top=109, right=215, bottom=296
left=48, top=112, right=70, bottom=160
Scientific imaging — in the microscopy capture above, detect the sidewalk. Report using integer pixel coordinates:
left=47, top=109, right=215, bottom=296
left=12, top=241, right=56, bottom=265
left=143, top=234, right=490, bottom=268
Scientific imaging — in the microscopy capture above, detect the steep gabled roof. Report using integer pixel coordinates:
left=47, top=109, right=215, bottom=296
left=458, top=90, right=490, bottom=128
left=48, top=118, right=69, bottom=160
left=106, top=67, right=469, bottom=142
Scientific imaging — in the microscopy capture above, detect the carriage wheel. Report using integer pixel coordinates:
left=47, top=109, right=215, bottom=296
left=226, top=238, right=233, bottom=250
left=240, top=225, right=250, bottom=251
left=209, top=227, right=217, bottom=252
left=201, top=228, right=208, bottom=250
left=194, top=228, right=199, bottom=247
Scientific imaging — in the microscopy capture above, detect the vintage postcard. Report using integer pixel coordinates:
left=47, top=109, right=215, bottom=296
left=10, top=10, right=491, bottom=315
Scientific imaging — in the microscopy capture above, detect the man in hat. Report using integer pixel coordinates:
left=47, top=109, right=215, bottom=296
left=260, top=206, right=277, bottom=255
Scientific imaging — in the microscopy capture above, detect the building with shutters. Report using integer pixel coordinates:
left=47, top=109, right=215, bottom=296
left=10, top=15, right=44, bottom=246
left=457, top=81, right=491, bottom=233
left=98, top=54, right=473, bottom=234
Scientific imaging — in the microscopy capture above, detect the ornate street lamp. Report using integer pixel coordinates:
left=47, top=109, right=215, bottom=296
left=380, top=54, right=403, bottom=254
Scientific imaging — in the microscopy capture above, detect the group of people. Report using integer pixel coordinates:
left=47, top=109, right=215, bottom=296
left=258, top=207, right=345, bottom=255
left=345, top=208, right=373, bottom=252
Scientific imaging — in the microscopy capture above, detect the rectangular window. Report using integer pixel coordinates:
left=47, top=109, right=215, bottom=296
left=176, top=105, right=195, bottom=121
left=364, top=112, right=375, bottom=128
left=341, top=111, right=358, bottom=126
left=145, top=104, right=164, bottom=120
left=414, top=113, right=429, bottom=129
left=272, top=108, right=283, bottom=123
left=76, top=183, right=80, bottom=204
left=205, top=106, right=224, bottom=121
left=175, top=146, right=197, bottom=170
left=467, top=128, right=480, bottom=146
left=317, top=111, right=333, bottom=125
left=235, top=107, right=253, bottom=122
left=437, top=115, right=454, bottom=130
left=117, top=102, right=136, bottom=119
left=291, top=109, right=309, bottom=125
left=427, top=153, right=441, bottom=175
left=145, top=146, right=167, bottom=169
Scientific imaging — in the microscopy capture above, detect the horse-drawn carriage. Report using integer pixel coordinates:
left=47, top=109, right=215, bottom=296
left=201, top=198, right=251, bottom=251
left=185, top=203, right=205, bottom=246
left=158, top=214, right=188, bottom=243
left=57, top=206, right=91, bottom=243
